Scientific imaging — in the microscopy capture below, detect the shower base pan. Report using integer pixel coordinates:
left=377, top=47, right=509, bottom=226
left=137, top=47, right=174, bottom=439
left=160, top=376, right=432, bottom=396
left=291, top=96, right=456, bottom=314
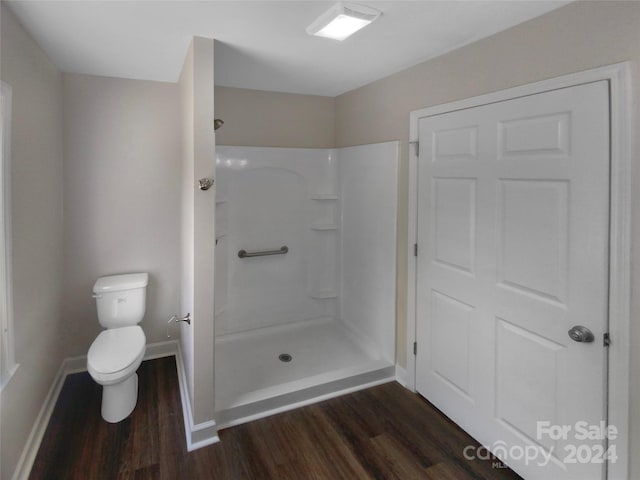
left=214, top=317, right=395, bottom=428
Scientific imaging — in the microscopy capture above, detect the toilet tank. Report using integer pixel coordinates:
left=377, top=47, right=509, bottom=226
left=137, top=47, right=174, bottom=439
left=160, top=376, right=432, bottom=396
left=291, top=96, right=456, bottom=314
left=93, top=273, right=149, bottom=329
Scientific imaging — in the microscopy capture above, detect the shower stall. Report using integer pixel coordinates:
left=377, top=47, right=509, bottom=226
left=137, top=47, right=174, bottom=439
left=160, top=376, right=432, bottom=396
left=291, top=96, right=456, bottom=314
left=214, top=142, right=398, bottom=427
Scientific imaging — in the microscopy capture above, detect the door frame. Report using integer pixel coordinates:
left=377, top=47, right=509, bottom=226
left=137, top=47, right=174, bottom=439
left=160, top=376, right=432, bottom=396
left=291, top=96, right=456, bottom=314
left=406, top=62, right=631, bottom=479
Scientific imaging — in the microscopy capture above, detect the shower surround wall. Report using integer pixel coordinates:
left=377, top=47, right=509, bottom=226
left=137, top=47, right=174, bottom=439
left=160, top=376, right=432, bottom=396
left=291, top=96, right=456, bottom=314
left=214, top=143, right=398, bottom=424
left=215, top=147, right=339, bottom=335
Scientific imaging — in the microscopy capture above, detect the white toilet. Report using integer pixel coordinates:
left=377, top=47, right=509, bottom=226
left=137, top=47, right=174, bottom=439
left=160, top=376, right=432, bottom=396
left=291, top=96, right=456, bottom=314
left=87, top=273, right=148, bottom=423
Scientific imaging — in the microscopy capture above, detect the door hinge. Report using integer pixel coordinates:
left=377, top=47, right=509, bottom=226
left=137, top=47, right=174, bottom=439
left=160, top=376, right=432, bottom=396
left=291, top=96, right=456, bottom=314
left=603, top=333, right=611, bottom=347
left=410, top=141, right=419, bottom=156
left=413, top=342, right=417, bottom=355
left=414, top=243, right=418, bottom=257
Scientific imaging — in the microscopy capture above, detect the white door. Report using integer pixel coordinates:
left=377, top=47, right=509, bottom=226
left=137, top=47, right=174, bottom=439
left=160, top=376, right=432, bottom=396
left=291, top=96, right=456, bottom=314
left=415, top=81, right=610, bottom=480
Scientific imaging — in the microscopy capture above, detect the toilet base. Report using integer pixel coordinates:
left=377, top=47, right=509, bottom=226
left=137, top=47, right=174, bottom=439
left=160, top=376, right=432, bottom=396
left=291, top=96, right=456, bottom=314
left=101, top=373, right=138, bottom=423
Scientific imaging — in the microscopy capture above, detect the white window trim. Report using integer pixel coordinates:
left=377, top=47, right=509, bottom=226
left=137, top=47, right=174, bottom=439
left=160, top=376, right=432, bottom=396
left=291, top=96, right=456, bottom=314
left=0, top=81, right=17, bottom=390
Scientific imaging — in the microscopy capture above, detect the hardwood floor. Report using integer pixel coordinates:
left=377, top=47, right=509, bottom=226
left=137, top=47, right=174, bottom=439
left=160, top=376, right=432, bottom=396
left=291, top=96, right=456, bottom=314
left=30, top=357, right=522, bottom=480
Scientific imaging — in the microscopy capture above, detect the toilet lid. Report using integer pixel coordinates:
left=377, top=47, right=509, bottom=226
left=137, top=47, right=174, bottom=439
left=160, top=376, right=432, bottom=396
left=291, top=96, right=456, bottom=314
left=88, top=326, right=145, bottom=374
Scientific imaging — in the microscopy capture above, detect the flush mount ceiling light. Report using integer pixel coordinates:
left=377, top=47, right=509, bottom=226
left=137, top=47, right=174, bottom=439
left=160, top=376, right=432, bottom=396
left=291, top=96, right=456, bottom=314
left=306, top=2, right=381, bottom=41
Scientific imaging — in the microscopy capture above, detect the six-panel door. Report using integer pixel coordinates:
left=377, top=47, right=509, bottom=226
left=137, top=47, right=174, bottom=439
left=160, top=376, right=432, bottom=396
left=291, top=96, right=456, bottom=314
left=416, top=81, right=610, bottom=480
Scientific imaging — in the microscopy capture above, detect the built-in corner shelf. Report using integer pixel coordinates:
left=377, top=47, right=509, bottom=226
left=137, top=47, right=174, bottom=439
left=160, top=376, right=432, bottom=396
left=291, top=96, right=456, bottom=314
left=310, top=290, right=338, bottom=299
left=215, top=306, right=228, bottom=316
left=216, top=196, right=228, bottom=205
left=311, top=223, right=338, bottom=231
left=311, top=194, right=339, bottom=201
left=216, top=229, right=228, bottom=240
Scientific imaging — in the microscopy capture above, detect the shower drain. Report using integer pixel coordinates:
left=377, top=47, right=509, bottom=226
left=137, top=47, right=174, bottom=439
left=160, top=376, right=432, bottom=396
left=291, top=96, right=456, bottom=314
left=278, top=353, right=292, bottom=363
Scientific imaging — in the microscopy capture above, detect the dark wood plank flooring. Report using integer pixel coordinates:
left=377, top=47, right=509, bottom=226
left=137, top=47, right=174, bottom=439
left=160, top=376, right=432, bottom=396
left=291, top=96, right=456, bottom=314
left=30, top=357, right=521, bottom=480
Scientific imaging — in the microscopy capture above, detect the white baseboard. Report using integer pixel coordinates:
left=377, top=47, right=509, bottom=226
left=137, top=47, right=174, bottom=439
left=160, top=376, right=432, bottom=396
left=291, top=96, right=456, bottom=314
left=11, top=360, right=68, bottom=480
left=395, top=364, right=408, bottom=387
left=10, top=339, right=198, bottom=480
left=143, top=339, right=180, bottom=361
left=64, top=355, right=89, bottom=374
left=173, top=342, right=220, bottom=451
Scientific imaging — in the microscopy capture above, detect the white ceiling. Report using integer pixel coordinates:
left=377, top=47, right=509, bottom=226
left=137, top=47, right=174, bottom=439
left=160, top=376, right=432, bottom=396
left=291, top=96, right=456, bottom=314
left=6, top=1, right=570, bottom=97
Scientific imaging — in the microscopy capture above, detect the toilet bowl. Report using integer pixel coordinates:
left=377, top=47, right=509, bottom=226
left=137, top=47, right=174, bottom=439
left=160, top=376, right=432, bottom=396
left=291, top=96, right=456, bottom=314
left=88, top=326, right=146, bottom=422
left=87, top=273, right=149, bottom=423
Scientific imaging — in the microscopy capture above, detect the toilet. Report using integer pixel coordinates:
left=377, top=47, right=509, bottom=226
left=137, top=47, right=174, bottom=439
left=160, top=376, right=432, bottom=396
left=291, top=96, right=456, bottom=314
left=87, top=273, right=148, bottom=423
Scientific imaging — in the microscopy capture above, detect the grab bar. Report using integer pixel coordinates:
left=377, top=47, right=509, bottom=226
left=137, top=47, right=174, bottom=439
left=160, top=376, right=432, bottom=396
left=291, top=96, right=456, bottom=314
left=238, top=245, right=288, bottom=258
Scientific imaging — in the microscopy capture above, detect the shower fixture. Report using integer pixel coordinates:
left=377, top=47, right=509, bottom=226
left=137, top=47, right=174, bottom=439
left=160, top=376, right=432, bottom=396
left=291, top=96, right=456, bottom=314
left=199, top=178, right=214, bottom=190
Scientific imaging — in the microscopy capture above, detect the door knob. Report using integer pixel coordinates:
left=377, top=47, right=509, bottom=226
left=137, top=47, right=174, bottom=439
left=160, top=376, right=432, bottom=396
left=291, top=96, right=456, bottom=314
left=568, top=325, right=595, bottom=343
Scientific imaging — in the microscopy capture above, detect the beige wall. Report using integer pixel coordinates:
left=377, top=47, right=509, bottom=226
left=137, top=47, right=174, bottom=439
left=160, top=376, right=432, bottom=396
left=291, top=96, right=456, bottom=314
left=215, top=86, right=335, bottom=148
left=0, top=5, right=64, bottom=479
left=62, top=74, right=182, bottom=356
left=335, top=0, right=640, bottom=477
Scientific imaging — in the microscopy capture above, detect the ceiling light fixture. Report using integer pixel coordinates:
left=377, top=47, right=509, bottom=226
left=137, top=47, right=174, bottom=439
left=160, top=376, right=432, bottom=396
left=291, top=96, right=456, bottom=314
left=306, top=2, right=381, bottom=41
